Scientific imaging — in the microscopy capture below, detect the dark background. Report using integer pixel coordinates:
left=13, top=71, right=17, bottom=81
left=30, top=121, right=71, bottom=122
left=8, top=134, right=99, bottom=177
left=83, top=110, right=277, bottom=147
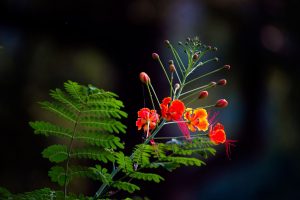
left=1, top=0, right=300, bottom=199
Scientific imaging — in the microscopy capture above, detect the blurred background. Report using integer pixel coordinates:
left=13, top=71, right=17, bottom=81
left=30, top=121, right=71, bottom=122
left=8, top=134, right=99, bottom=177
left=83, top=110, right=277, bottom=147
left=0, top=0, right=300, bottom=199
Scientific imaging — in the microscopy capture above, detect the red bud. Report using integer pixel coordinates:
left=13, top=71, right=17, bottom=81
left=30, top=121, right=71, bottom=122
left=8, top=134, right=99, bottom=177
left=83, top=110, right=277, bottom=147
left=217, top=79, right=227, bottom=86
left=193, top=53, right=199, bottom=61
left=199, top=91, right=208, bottom=99
left=152, top=53, right=159, bottom=60
left=215, top=99, right=228, bottom=108
left=139, top=72, right=150, bottom=84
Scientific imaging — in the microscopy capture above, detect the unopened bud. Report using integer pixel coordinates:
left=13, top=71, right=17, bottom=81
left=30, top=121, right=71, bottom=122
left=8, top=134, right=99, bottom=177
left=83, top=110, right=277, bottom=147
left=174, top=83, right=180, bottom=90
left=139, top=72, right=150, bottom=84
left=164, top=40, right=170, bottom=47
left=186, top=37, right=191, bottom=42
left=213, top=47, right=218, bottom=51
left=198, top=91, right=208, bottom=99
left=217, top=79, right=227, bottom=86
left=169, top=64, right=176, bottom=72
left=215, top=99, right=228, bottom=108
left=192, top=53, right=199, bottom=61
left=224, top=64, right=231, bottom=70
left=207, top=45, right=212, bottom=50
left=214, top=57, right=219, bottom=62
left=152, top=53, right=159, bottom=60
left=210, top=81, right=217, bottom=87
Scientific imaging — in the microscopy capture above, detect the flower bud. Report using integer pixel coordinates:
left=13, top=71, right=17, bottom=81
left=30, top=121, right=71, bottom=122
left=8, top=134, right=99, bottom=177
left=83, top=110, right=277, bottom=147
left=215, top=99, right=228, bottom=108
left=168, top=60, right=174, bottom=65
left=224, top=64, right=231, bottom=70
left=213, top=47, right=218, bottom=51
left=210, top=81, right=217, bottom=87
left=152, top=53, right=159, bottom=60
left=217, top=79, right=227, bottom=86
left=214, top=57, right=219, bottom=62
left=192, top=53, right=199, bottom=61
left=198, top=91, right=208, bottom=99
left=174, top=83, right=180, bottom=90
left=169, top=64, right=176, bottom=72
left=164, top=40, right=170, bottom=47
left=139, top=72, right=150, bottom=84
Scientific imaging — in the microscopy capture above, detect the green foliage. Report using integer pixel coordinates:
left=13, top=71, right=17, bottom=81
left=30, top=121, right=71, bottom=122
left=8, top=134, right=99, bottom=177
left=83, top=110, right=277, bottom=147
left=115, top=152, right=134, bottom=173
left=129, top=172, right=164, bottom=183
left=111, top=181, right=140, bottom=193
left=89, top=165, right=112, bottom=185
left=29, top=81, right=128, bottom=197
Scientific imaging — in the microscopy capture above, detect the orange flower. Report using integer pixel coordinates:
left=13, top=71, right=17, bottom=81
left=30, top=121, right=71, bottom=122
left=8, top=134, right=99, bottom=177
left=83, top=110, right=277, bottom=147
left=208, top=123, right=226, bottom=144
left=184, top=108, right=209, bottom=132
left=160, top=97, right=185, bottom=121
left=136, top=108, right=159, bottom=132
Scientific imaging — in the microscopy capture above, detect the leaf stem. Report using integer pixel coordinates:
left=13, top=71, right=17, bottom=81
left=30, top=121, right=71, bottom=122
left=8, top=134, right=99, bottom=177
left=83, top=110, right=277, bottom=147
left=64, top=112, right=81, bottom=199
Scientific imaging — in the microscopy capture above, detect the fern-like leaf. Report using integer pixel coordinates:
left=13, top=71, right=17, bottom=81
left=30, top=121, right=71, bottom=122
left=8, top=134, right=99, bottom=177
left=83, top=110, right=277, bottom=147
left=42, top=144, right=68, bottom=163
left=163, top=156, right=205, bottom=167
left=75, top=131, right=124, bottom=149
left=132, top=144, right=152, bottom=167
left=30, top=121, right=72, bottom=138
left=90, top=165, right=112, bottom=185
left=49, top=166, right=66, bottom=186
left=64, top=80, right=87, bottom=103
left=79, top=117, right=126, bottom=133
left=111, top=181, right=140, bottom=193
left=129, top=172, right=164, bottom=183
left=71, top=147, right=115, bottom=163
left=115, top=152, right=133, bottom=173
left=50, top=88, right=81, bottom=112
left=39, top=101, right=77, bottom=123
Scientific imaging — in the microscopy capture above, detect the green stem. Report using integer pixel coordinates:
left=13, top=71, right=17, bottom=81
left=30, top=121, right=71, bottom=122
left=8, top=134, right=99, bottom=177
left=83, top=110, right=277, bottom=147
left=149, top=83, right=160, bottom=108
left=64, top=112, right=81, bottom=199
left=157, top=57, right=172, bottom=86
left=180, top=84, right=209, bottom=97
left=146, top=84, right=156, bottom=110
left=185, top=66, right=224, bottom=86
left=169, top=44, right=185, bottom=76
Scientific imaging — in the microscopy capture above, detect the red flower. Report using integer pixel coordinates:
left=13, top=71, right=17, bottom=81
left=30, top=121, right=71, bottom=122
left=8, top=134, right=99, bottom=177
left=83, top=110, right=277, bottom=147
left=136, top=108, right=159, bottom=132
left=209, top=123, right=226, bottom=144
left=209, top=122, right=237, bottom=159
left=160, top=97, right=185, bottom=121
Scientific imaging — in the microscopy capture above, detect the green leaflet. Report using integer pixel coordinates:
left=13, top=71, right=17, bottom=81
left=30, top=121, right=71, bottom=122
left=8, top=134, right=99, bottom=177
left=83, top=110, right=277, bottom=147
left=42, top=145, right=115, bottom=163
left=90, top=165, right=112, bottom=185
left=129, top=172, right=164, bottom=183
left=132, top=144, right=152, bottom=167
left=111, top=181, right=140, bottom=193
left=115, top=152, right=134, bottom=173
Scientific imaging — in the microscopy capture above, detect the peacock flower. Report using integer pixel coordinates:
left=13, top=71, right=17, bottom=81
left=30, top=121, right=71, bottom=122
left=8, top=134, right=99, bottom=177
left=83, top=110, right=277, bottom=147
left=136, top=108, right=159, bottom=132
left=184, top=108, right=209, bottom=132
left=160, top=97, right=185, bottom=121
left=209, top=122, right=237, bottom=159
left=208, top=123, right=226, bottom=144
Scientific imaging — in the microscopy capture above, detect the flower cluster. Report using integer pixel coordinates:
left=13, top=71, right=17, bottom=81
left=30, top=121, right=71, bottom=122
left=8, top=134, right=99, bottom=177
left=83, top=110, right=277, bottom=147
left=135, top=37, right=236, bottom=158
